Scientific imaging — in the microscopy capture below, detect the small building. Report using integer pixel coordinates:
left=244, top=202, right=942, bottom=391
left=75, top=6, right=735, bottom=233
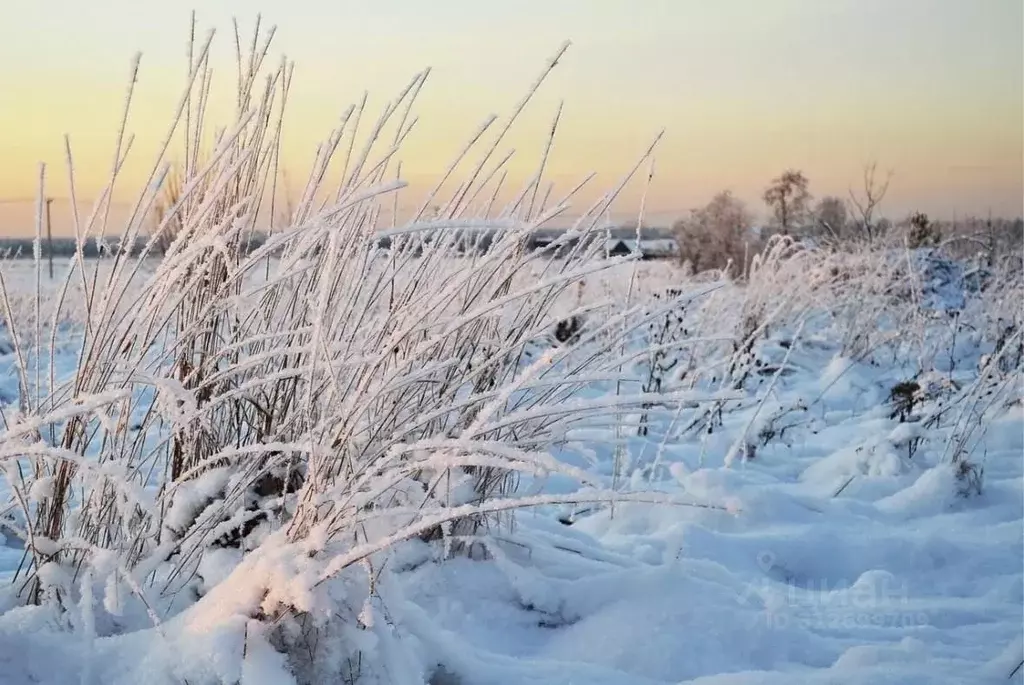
left=605, top=238, right=678, bottom=260
left=607, top=239, right=633, bottom=257
left=525, top=226, right=678, bottom=260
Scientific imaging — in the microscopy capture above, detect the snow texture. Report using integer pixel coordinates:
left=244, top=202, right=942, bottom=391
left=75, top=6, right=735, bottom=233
left=0, top=253, right=1020, bottom=685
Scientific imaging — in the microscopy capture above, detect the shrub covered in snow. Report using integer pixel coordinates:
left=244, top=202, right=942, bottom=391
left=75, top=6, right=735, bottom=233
left=0, top=20, right=736, bottom=685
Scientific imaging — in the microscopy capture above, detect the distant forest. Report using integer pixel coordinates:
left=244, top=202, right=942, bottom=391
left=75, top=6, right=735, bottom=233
left=0, top=226, right=677, bottom=260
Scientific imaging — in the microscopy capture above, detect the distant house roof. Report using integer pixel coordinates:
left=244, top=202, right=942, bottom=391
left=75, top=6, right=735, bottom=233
left=636, top=238, right=678, bottom=254
left=605, top=237, right=678, bottom=259
left=607, top=240, right=632, bottom=256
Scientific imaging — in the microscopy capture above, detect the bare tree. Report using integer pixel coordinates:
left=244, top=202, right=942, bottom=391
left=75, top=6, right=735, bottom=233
left=848, top=162, right=892, bottom=243
left=674, top=190, right=753, bottom=275
left=762, top=169, right=811, bottom=236
left=812, top=196, right=848, bottom=242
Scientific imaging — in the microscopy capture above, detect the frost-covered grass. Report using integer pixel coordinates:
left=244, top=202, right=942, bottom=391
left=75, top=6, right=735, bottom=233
left=0, top=18, right=1022, bottom=685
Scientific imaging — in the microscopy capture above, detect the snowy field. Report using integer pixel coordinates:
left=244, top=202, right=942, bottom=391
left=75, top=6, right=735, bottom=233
left=0, top=20, right=1019, bottom=681
left=0, top=241, right=1020, bottom=684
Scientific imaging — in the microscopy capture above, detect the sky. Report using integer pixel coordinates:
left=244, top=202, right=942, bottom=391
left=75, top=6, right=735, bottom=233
left=0, top=0, right=1021, bottom=236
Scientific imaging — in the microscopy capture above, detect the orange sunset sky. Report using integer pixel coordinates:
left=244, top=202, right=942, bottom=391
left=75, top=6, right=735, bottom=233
left=0, top=0, right=1021, bottom=236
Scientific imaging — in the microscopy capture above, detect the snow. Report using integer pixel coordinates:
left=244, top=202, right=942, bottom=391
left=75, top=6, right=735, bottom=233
left=0, top=248, right=1020, bottom=685
left=397, top=399, right=1022, bottom=684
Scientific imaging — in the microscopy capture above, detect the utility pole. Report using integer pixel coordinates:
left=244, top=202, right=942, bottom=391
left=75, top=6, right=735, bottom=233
left=45, top=198, right=54, bottom=280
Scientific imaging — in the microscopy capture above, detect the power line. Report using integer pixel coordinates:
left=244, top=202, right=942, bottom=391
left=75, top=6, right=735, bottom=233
left=0, top=198, right=48, bottom=205
left=0, top=197, right=132, bottom=206
left=0, top=197, right=71, bottom=205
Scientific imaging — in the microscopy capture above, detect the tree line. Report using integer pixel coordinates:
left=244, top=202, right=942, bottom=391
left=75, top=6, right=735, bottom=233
left=672, top=164, right=1023, bottom=275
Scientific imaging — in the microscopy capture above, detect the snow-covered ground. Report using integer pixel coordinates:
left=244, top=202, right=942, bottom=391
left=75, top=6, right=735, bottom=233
left=0, top=250, right=1020, bottom=685
left=399, top=352, right=1023, bottom=685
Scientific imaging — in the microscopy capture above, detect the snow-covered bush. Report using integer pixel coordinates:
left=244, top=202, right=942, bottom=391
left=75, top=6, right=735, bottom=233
left=0, top=21, right=728, bottom=683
